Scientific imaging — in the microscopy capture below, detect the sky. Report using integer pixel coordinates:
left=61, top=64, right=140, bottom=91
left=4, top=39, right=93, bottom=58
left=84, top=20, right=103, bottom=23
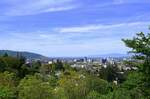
left=0, top=0, right=150, bottom=57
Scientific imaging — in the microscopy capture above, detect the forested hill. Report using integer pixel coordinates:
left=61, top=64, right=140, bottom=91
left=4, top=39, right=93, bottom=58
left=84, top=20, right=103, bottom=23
left=0, top=50, right=48, bottom=60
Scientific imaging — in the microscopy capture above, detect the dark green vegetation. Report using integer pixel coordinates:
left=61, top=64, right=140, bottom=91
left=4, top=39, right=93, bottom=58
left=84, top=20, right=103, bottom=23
left=0, top=30, right=150, bottom=99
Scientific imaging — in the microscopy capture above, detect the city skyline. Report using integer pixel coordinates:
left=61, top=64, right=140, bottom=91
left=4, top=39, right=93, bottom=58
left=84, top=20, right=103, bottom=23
left=0, top=0, right=150, bottom=56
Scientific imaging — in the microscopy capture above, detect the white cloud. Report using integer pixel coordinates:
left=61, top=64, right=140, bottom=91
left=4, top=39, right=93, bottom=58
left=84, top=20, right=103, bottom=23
left=113, top=0, right=150, bottom=5
left=57, top=22, right=150, bottom=33
left=113, top=0, right=124, bottom=4
left=2, top=0, right=78, bottom=16
left=43, top=6, right=77, bottom=13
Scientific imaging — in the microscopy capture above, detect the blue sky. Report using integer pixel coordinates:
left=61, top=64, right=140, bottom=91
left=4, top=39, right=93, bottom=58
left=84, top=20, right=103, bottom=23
left=0, top=0, right=150, bottom=57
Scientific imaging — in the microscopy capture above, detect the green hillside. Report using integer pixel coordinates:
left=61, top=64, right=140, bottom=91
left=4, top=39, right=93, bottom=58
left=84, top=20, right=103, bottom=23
left=0, top=50, right=48, bottom=60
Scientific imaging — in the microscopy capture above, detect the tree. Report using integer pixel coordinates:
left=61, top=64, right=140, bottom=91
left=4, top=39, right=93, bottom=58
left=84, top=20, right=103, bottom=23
left=58, top=70, right=110, bottom=99
left=120, top=71, right=145, bottom=99
left=32, top=61, right=41, bottom=69
left=86, top=75, right=110, bottom=95
left=122, top=32, right=150, bottom=78
left=0, top=57, right=6, bottom=72
left=122, top=71, right=144, bottom=90
left=3, top=53, right=8, bottom=57
left=2, top=56, right=20, bottom=74
left=18, top=74, right=53, bottom=99
left=122, top=30, right=150, bottom=98
left=58, top=71, right=88, bottom=99
left=2, top=56, right=28, bottom=78
left=40, top=64, right=53, bottom=76
left=63, top=63, right=72, bottom=70
left=0, top=72, right=17, bottom=99
left=18, top=56, right=26, bottom=66
left=99, top=64, right=119, bottom=82
left=54, top=61, right=65, bottom=71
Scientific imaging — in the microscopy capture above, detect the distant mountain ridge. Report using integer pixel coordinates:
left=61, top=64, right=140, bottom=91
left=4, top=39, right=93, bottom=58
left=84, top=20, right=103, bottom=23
left=89, top=53, right=129, bottom=58
left=0, top=50, right=48, bottom=60
left=0, top=50, right=129, bottom=59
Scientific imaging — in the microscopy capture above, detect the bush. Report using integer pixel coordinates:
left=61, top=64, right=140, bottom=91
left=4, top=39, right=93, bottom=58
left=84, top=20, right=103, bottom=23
left=18, top=75, right=53, bottom=99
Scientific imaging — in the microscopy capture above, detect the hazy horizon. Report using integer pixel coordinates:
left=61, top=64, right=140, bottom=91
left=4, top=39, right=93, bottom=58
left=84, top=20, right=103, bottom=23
left=0, top=0, right=150, bottom=56
left=0, top=49, right=130, bottom=58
